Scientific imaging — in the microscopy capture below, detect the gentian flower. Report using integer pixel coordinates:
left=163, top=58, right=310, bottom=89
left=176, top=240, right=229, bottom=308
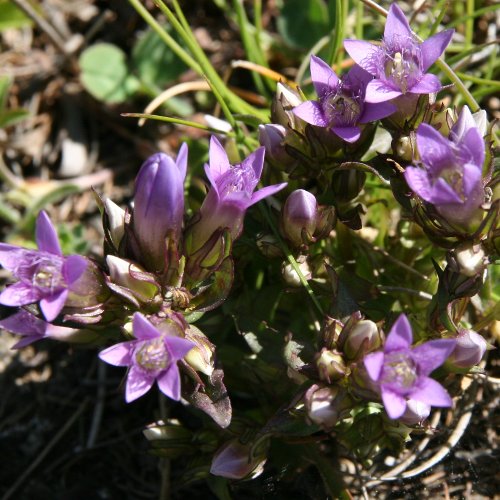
left=186, top=136, right=287, bottom=254
left=293, top=56, right=396, bottom=142
left=132, top=145, right=187, bottom=271
left=281, top=189, right=318, bottom=247
left=344, top=4, right=453, bottom=103
left=364, top=314, right=456, bottom=419
left=98, top=313, right=194, bottom=402
left=404, top=106, right=485, bottom=227
left=0, top=211, right=87, bottom=321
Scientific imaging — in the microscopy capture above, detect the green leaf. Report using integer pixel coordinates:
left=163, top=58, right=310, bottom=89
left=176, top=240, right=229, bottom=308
left=131, top=26, right=187, bottom=89
left=277, top=0, right=329, bottom=50
left=0, top=108, right=30, bottom=128
left=0, top=75, right=10, bottom=108
left=79, top=43, right=139, bottom=103
left=0, top=0, right=32, bottom=31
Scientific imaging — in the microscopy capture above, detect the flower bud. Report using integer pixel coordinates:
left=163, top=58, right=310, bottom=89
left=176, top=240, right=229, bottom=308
left=106, top=255, right=159, bottom=303
left=281, top=189, right=318, bottom=247
left=132, top=147, right=187, bottom=272
left=447, top=328, right=487, bottom=370
left=104, top=198, right=126, bottom=250
left=256, top=233, right=282, bottom=258
left=183, top=324, right=215, bottom=376
left=399, top=399, right=431, bottom=425
left=331, top=170, right=366, bottom=203
left=305, top=384, right=350, bottom=428
left=210, top=439, right=267, bottom=480
left=343, top=320, right=382, bottom=360
left=316, top=349, right=347, bottom=382
left=271, top=82, right=303, bottom=127
left=258, top=124, right=289, bottom=165
left=448, top=242, right=488, bottom=278
left=281, top=256, right=311, bottom=287
left=65, top=258, right=110, bottom=309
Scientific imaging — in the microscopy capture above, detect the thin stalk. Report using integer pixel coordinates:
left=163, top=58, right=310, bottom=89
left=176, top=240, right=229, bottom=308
left=445, top=4, right=499, bottom=30
left=465, top=0, right=474, bottom=48
left=327, top=0, right=344, bottom=67
left=428, top=0, right=449, bottom=36
left=455, top=72, right=500, bottom=88
left=355, top=0, right=364, bottom=40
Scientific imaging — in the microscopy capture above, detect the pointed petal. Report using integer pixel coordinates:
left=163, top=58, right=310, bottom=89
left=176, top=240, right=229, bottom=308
left=346, top=64, right=373, bottom=87
left=404, top=166, right=433, bottom=202
left=410, top=73, right=442, bottom=95
left=429, top=178, right=462, bottom=204
left=461, top=128, right=485, bottom=168
left=332, top=126, right=361, bottom=143
left=451, top=106, right=474, bottom=142
left=176, top=142, right=188, bottom=180
left=99, top=341, right=135, bottom=366
left=344, top=40, right=379, bottom=74
left=157, top=364, right=181, bottom=400
left=381, top=387, right=407, bottom=419
left=293, top=101, right=328, bottom=127
left=364, top=80, right=402, bottom=103
left=204, top=162, right=221, bottom=198
left=125, top=365, right=155, bottom=402
left=462, top=163, right=483, bottom=201
left=0, top=244, right=24, bottom=272
left=0, top=309, right=47, bottom=337
left=132, top=313, right=161, bottom=340
left=40, top=289, right=68, bottom=321
left=421, top=30, right=454, bottom=72
left=36, top=211, right=62, bottom=255
left=164, top=336, right=194, bottom=361
left=364, top=350, right=385, bottom=381
left=359, top=102, right=396, bottom=123
left=12, top=336, right=42, bottom=349
left=249, top=182, right=288, bottom=207
left=416, top=123, right=454, bottom=168
left=63, top=255, right=87, bottom=285
left=385, top=314, right=413, bottom=352
left=384, top=3, right=412, bottom=41
left=411, top=339, right=456, bottom=375
left=208, top=136, right=231, bottom=181
left=0, top=282, right=40, bottom=306
left=310, top=54, right=339, bottom=96
left=242, top=146, right=265, bottom=183
left=410, top=377, right=453, bottom=407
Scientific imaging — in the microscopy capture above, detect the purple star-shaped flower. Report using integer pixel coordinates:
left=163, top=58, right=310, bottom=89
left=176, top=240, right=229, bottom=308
left=0, top=211, right=87, bottom=321
left=293, top=56, right=396, bottom=142
left=344, top=3, right=453, bottom=103
left=364, top=314, right=456, bottom=419
left=187, top=136, right=287, bottom=252
left=98, top=313, right=194, bottom=402
left=404, top=106, right=485, bottom=227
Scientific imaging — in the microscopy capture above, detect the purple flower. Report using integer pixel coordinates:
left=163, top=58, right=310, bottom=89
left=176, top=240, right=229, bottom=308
left=132, top=146, right=187, bottom=271
left=0, top=211, right=87, bottom=321
left=293, top=56, right=395, bottom=142
left=98, top=313, right=194, bottom=402
left=404, top=106, right=485, bottom=227
left=0, top=309, right=82, bottom=349
left=186, top=136, right=287, bottom=253
left=281, top=189, right=318, bottom=247
left=364, top=314, right=456, bottom=419
left=448, top=328, right=487, bottom=369
left=344, top=4, right=453, bottom=103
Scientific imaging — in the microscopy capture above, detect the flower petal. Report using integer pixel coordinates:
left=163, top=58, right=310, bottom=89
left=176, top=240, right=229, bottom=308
left=36, top=211, right=62, bottom=256
left=208, top=136, right=231, bottom=182
left=428, top=178, right=462, bottom=204
left=364, top=350, right=385, bottom=381
left=0, top=309, right=47, bottom=337
left=242, top=146, right=265, bottom=184
left=164, top=335, right=195, bottom=361
left=364, top=80, right=402, bottom=103
left=125, top=365, right=155, bottom=402
left=385, top=314, right=413, bottom=352
left=176, top=142, right=188, bottom=180
left=310, top=54, right=339, bottom=96
left=416, top=123, right=454, bottom=168
left=359, top=102, right=396, bottom=123
left=404, top=166, right=433, bottom=202
left=332, top=126, right=361, bottom=143
left=0, top=244, right=25, bottom=272
left=462, top=163, right=483, bottom=200
left=132, top=313, right=161, bottom=340
left=381, top=387, right=407, bottom=419
left=0, top=282, right=40, bottom=306
left=99, top=341, right=135, bottom=366
left=421, top=30, right=454, bottom=72
left=293, top=101, right=329, bottom=127
left=411, top=339, right=456, bottom=375
left=461, top=127, right=485, bottom=169
left=343, top=40, right=379, bottom=74
left=63, top=255, right=88, bottom=285
left=384, top=3, right=412, bottom=42
left=40, top=288, right=68, bottom=321
left=157, top=364, right=181, bottom=401
left=410, top=377, right=453, bottom=408
left=410, top=73, right=442, bottom=95
left=249, top=183, right=288, bottom=207
left=450, top=106, right=474, bottom=143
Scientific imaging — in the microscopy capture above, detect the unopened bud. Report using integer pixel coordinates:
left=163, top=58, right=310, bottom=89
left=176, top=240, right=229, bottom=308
left=104, top=198, right=126, bottom=249
left=183, top=325, right=215, bottom=376
left=258, top=124, right=288, bottom=165
left=305, top=384, right=349, bottom=428
left=331, top=170, right=366, bottom=203
left=281, top=256, right=311, bottom=287
left=343, top=320, right=382, bottom=360
left=316, top=349, right=347, bottom=382
left=281, top=189, right=318, bottom=247
left=449, top=242, right=488, bottom=278
left=399, top=399, right=431, bottom=425
left=272, top=83, right=303, bottom=127
left=447, top=328, right=487, bottom=370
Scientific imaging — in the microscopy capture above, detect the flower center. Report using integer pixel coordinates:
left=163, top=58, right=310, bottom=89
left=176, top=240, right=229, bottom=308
left=17, top=254, right=65, bottom=292
left=135, top=337, right=169, bottom=372
left=381, top=38, right=422, bottom=93
left=217, top=165, right=256, bottom=198
left=322, top=88, right=362, bottom=128
left=381, top=351, right=418, bottom=394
